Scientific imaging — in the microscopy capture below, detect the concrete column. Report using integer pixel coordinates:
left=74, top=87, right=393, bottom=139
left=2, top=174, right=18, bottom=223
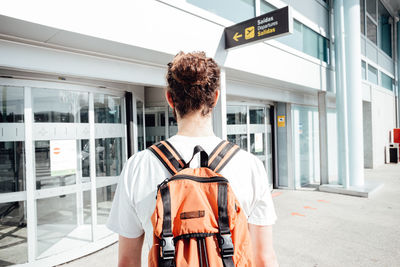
left=333, top=0, right=350, bottom=187
left=213, top=68, right=227, bottom=139
left=344, top=0, right=364, bottom=187
left=318, top=91, right=329, bottom=184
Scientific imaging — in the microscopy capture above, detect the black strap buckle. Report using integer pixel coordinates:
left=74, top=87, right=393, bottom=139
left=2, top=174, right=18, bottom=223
left=218, top=234, right=234, bottom=258
left=160, top=236, right=175, bottom=260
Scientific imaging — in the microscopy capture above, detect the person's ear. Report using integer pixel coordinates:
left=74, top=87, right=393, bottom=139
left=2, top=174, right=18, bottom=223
left=165, top=90, right=174, bottom=109
left=212, top=90, right=220, bottom=107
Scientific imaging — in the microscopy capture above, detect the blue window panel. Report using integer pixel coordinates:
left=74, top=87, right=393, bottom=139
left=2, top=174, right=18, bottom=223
left=367, top=65, right=378, bottom=85
left=361, top=61, right=367, bottom=80
left=380, top=72, right=393, bottom=91
left=187, top=0, right=255, bottom=23
left=378, top=1, right=392, bottom=57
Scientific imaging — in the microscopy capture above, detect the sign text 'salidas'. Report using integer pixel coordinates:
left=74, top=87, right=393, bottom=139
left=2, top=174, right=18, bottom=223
left=224, top=6, right=292, bottom=50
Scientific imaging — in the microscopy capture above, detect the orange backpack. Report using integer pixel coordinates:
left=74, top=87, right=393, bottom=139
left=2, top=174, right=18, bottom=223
left=148, top=140, right=254, bottom=267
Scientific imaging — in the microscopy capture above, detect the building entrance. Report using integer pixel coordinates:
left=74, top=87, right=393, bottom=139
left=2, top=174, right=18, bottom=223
left=0, top=78, right=128, bottom=265
left=227, top=104, right=274, bottom=189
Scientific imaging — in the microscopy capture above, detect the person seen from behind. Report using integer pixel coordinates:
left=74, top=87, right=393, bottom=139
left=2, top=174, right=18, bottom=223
left=107, top=51, right=278, bottom=266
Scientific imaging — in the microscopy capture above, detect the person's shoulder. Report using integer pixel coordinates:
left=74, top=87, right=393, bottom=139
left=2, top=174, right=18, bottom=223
left=124, top=149, right=158, bottom=173
left=234, top=148, right=262, bottom=166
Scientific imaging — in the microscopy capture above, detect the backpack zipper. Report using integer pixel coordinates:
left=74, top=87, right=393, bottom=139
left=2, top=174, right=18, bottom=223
left=156, top=175, right=228, bottom=198
left=156, top=175, right=228, bottom=192
left=168, top=175, right=229, bottom=184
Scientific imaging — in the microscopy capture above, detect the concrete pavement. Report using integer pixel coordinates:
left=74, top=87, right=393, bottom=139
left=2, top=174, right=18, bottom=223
left=60, top=164, right=400, bottom=267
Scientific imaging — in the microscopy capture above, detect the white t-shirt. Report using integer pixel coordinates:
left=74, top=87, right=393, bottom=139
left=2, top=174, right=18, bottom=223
left=106, top=135, right=277, bottom=248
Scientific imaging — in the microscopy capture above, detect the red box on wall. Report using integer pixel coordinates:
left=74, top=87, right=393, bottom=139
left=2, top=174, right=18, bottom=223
left=394, top=129, right=400, bottom=144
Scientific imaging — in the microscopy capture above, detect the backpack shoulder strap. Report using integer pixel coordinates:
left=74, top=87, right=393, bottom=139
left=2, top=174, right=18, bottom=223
left=148, top=140, right=186, bottom=175
left=208, top=140, right=240, bottom=173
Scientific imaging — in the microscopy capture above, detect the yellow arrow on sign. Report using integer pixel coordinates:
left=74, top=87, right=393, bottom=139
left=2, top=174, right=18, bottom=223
left=233, top=32, right=243, bottom=41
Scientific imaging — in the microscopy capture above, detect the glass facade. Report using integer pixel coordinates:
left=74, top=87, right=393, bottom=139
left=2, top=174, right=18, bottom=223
left=0, top=80, right=127, bottom=264
left=145, top=106, right=166, bottom=148
left=361, top=0, right=393, bottom=57
left=0, top=201, right=27, bottom=265
left=33, top=88, right=88, bottom=123
left=36, top=193, right=80, bottom=258
left=292, top=105, right=320, bottom=187
left=227, top=104, right=273, bottom=187
left=380, top=72, right=393, bottom=91
left=187, top=0, right=255, bottom=23
left=261, top=1, right=330, bottom=63
left=368, top=65, right=378, bottom=84
left=366, top=0, right=377, bottom=20
left=95, top=138, right=123, bottom=177
left=361, top=61, right=367, bottom=80
left=0, top=141, right=25, bottom=193
left=378, top=1, right=392, bottom=57
left=136, top=100, right=145, bottom=152
left=366, top=16, right=377, bottom=44
left=360, top=0, right=365, bottom=34
left=97, top=184, right=117, bottom=225
left=0, top=86, right=24, bottom=123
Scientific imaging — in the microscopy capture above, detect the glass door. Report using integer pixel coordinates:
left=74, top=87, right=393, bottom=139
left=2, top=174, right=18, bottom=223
left=0, top=78, right=129, bottom=264
left=227, top=104, right=274, bottom=189
left=0, top=85, right=28, bottom=265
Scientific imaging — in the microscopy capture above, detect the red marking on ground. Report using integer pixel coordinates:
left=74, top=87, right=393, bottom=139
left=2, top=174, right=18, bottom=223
left=291, top=212, right=305, bottom=217
left=317, top=200, right=329, bottom=203
left=53, top=147, right=61, bottom=155
left=271, top=192, right=283, bottom=198
left=304, top=206, right=317, bottom=210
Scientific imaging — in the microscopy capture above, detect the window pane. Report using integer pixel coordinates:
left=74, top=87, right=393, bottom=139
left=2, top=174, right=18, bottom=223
left=0, top=86, right=24, bottom=123
left=136, top=101, right=144, bottom=151
left=80, top=139, right=90, bottom=181
left=33, top=88, right=88, bottom=123
left=94, top=94, right=122, bottom=123
left=303, top=26, right=319, bottom=59
left=279, top=20, right=303, bottom=52
left=367, top=65, right=378, bottom=84
left=228, top=134, right=248, bottom=150
left=83, top=190, right=92, bottom=224
left=260, top=0, right=275, bottom=14
left=366, top=0, right=376, bottom=20
left=97, top=185, right=117, bottom=225
left=380, top=72, right=393, bottom=91
left=378, top=1, right=392, bottom=57
left=35, top=140, right=78, bottom=189
left=250, top=107, right=265, bottom=124
left=361, top=61, right=367, bottom=80
left=250, top=133, right=265, bottom=155
left=360, top=0, right=365, bottom=34
left=227, top=106, right=247, bottom=125
left=95, top=138, right=123, bottom=177
left=0, top=142, right=25, bottom=192
left=0, top=201, right=27, bottom=265
left=145, top=106, right=167, bottom=148
left=292, top=106, right=320, bottom=186
left=187, top=0, right=255, bottom=22
left=37, top=193, right=78, bottom=258
left=366, top=16, right=377, bottom=44
left=278, top=20, right=329, bottom=63
left=168, top=106, right=178, bottom=138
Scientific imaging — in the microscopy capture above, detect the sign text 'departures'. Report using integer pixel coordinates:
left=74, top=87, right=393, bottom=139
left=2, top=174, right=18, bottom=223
left=224, top=6, right=292, bottom=50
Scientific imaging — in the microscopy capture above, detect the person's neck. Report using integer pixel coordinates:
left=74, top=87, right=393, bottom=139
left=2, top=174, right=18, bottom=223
left=176, top=111, right=215, bottom=137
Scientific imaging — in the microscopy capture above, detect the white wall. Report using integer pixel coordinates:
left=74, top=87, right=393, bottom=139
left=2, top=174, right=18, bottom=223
left=370, top=86, right=396, bottom=167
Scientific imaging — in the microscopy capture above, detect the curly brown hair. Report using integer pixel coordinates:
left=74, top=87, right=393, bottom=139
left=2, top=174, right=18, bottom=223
left=166, top=51, right=220, bottom=118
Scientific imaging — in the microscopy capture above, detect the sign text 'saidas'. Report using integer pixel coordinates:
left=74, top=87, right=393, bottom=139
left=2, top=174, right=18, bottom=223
left=224, top=6, right=292, bottom=50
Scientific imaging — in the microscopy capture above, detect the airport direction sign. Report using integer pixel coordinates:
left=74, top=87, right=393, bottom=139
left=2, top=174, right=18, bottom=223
left=224, top=6, right=292, bottom=50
